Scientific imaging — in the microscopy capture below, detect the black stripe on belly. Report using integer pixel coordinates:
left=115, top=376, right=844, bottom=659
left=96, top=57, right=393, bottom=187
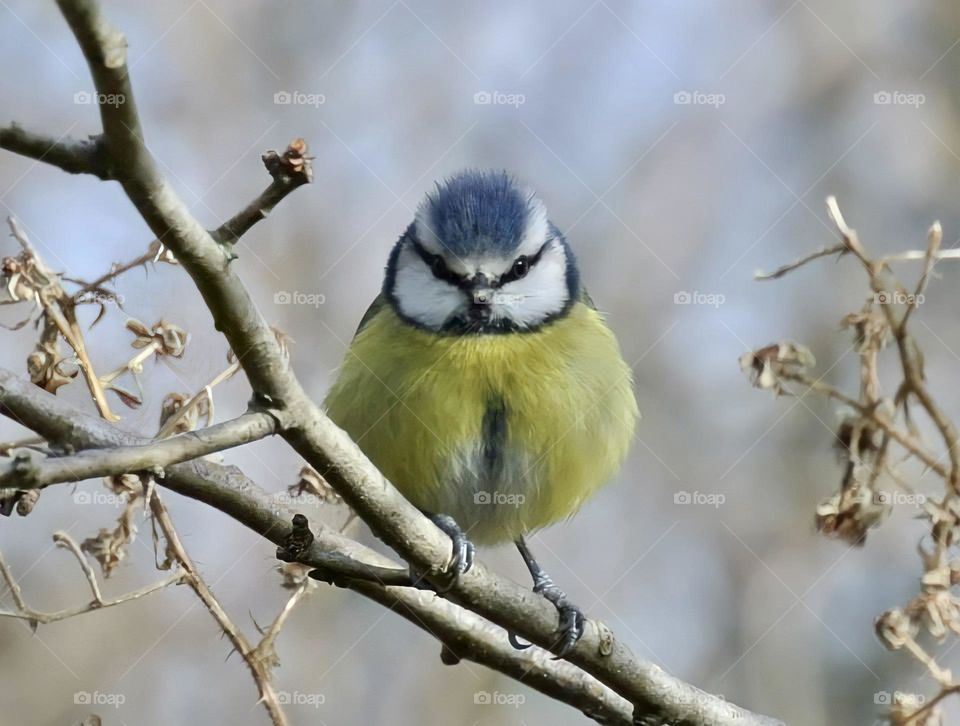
left=481, top=397, right=507, bottom=484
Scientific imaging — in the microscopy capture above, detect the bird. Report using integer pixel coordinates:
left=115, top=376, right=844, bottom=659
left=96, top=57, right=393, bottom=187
left=324, top=170, right=638, bottom=655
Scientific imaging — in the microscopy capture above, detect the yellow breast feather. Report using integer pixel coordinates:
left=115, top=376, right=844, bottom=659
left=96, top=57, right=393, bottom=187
left=324, top=302, right=638, bottom=543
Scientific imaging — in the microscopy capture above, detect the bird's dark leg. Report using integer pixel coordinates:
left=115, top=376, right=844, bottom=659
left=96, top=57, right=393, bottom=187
left=410, top=512, right=476, bottom=593
left=510, top=535, right=585, bottom=658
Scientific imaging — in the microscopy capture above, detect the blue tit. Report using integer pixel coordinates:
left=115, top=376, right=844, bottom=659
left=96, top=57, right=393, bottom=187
left=325, top=170, right=638, bottom=654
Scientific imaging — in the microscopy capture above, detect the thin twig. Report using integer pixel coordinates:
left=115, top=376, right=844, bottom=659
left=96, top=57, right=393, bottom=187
left=8, top=216, right=118, bottom=420
left=0, top=547, right=183, bottom=626
left=754, top=242, right=848, bottom=280
left=149, top=494, right=288, bottom=726
left=53, top=531, right=103, bottom=604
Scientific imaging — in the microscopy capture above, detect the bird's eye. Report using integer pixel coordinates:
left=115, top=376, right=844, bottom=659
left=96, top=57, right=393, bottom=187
left=431, top=256, right=448, bottom=277
left=511, top=256, right=529, bottom=279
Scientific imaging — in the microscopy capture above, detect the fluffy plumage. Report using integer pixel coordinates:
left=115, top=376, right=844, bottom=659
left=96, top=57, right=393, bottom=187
left=324, top=301, right=637, bottom=543
left=414, top=170, right=543, bottom=258
left=325, top=170, right=638, bottom=544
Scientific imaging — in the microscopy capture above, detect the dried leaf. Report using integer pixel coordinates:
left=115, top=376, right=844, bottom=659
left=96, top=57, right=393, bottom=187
left=289, top=466, right=342, bottom=505
left=739, top=342, right=815, bottom=395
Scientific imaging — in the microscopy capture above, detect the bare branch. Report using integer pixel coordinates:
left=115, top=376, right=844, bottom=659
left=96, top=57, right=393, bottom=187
left=0, top=1, right=783, bottom=721
left=7, top=216, right=118, bottom=420
left=149, top=493, right=289, bottom=726
left=70, top=239, right=174, bottom=297
left=0, top=369, right=640, bottom=725
left=746, top=196, right=960, bottom=720
left=0, top=411, right=277, bottom=490
left=53, top=531, right=103, bottom=603
left=0, top=124, right=111, bottom=179
left=212, top=139, right=314, bottom=245
left=754, top=242, right=848, bottom=280
left=0, top=543, right=183, bottom=626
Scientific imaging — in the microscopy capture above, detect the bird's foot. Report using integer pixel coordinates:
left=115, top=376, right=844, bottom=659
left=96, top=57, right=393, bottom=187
left=410, top=512, right=475, bottom=593
left=510, top=536, right=586, bottom=657
left=533, top=572, right=586, bottom=658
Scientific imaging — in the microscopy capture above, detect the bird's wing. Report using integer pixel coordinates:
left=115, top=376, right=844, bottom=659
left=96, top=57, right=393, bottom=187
left=353, top=292, right=388, bottom=338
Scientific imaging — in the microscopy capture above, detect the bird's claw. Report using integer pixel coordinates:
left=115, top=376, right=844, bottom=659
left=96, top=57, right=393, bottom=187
left=552, top=600, right=586, bottom=658
left=535, top=574, right=585, bottom=658
left=412, top=513, right=475, bottom=593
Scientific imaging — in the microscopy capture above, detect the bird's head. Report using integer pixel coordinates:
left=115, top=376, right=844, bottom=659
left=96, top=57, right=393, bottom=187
left=384, top=170, right=579, bottom=334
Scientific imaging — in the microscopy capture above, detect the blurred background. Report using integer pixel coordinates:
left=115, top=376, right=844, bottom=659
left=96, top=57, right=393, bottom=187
left=2, top=1, right=960, bottom=724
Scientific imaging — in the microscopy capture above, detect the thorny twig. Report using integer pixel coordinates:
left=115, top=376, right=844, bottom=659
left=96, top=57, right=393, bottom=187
left=6, top=217, right=117, bottom=421
left=744, top=195, right=960, bottom=725
left=149, top=494, right=302, bottom=726
left=0, top=533, right=184, bottom=628
left=0, top=0, right=784, bottom=723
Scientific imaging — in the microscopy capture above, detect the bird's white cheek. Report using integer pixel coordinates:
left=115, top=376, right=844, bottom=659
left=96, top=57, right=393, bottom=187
left=392, top=247, right=464, bottom=329
left=494, top=248, right=569, bottom=328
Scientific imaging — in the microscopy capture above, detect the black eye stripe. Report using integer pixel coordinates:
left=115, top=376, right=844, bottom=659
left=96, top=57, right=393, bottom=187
left=409, top=237, right=551, bottom=287
left=499, top=242, right=548, bottom=285
left=410, top=239, right=465, bottom=287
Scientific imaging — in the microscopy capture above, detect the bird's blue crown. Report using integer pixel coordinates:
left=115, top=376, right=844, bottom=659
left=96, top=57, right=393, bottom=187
left=416, top=170, right=537, bottom=256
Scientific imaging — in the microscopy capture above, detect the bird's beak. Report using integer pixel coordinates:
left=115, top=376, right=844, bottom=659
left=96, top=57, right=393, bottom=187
left=467, top=274, right=495, bottom=321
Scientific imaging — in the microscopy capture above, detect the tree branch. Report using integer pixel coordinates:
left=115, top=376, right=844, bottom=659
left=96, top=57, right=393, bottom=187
left=0, top=1, right=783, bottom=722
left=0, top=411, right=277, bottom=490
left=0, top=368, right=636, bottom=725
left=211, top=139, right=313, bottom=245
left=0, top=541, right=184, bottom=626
left=0, top=124, right=111, bottom=179
left=149, top=492, right=289, bottom=726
